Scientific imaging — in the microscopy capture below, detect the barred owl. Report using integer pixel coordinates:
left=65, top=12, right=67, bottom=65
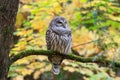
left=46, top=16, right=72, bottom=75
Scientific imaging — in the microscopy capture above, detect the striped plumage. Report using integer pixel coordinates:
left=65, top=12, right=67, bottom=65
left=46, top=16, right=72, bottom=75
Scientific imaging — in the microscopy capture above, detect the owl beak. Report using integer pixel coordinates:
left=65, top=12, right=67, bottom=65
left=63, top=24, right=66, bottom=28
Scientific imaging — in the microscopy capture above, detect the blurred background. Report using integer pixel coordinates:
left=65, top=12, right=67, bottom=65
left=9, top=0, right=120, bottom=80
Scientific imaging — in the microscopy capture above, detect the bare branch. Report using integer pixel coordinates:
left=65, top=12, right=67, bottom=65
left=72, top=39, right=100, bottom=48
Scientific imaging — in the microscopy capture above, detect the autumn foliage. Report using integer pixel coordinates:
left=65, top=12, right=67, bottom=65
left=9, top=0, right=120, bottom=80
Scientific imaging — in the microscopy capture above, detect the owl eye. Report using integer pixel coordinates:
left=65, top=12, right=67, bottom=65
left=57, top=21, right=62, bottom=24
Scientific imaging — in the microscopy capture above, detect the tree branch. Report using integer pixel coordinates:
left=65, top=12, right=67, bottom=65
left=9, top=50, right=120, bottom=68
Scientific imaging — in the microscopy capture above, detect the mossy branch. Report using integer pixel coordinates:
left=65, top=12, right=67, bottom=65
left=9, top=50, right=120, bottom=68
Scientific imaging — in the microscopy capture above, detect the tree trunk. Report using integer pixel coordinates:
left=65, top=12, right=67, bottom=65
left=0, top=0, right=19, bottom=80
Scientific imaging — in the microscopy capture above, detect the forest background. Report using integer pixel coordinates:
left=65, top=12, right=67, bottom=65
left=8, top=0, right=120, bottom=80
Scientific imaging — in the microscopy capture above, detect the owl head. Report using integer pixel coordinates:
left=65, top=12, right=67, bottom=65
left=50, top=16, right=69, bottom=28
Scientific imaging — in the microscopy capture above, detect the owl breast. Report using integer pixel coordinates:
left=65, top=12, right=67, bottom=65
left=47, top=29, right=71, bottom=54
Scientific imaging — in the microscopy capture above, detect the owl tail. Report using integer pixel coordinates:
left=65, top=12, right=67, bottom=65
left=52, top=64, right=60, bottom=75
left=48, top=55, right=63, bottom=75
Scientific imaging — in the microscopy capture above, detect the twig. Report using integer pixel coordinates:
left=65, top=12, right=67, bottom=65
left=72, top=39, right=101, bottom=48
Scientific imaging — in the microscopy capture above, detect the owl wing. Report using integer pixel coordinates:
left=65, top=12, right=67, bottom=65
left=46, top=29, right=52, bottom=50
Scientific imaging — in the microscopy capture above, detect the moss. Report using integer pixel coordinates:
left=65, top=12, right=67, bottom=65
left=4, top=26, right=11, bottom=36
left=9, top=49, right=120, bottom=68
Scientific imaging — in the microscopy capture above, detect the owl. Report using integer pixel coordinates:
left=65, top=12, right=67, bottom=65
left=46, top=16, right=72, bottom=75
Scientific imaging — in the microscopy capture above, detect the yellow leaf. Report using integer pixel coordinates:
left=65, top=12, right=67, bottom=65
left=63, top=66, right=75, bottom=72
left=15, top=13, right=24, bottom=28
left=53, top=3, right=62, bottom=13
left=31, top=20, right=46, bottom=32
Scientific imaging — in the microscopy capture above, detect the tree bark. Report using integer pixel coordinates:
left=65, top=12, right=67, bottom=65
left=0, top=0, right=19, bottom=80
